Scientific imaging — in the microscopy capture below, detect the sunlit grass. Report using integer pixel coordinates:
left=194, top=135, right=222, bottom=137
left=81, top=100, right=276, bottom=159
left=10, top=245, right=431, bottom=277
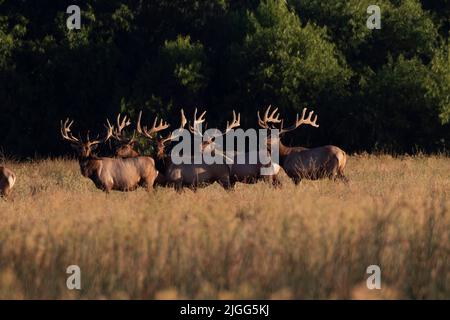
left=0, top=155, right=449, bottom=299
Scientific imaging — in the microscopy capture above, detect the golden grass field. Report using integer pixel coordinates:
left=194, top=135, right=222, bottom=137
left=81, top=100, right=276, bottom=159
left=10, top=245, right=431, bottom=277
left=0, top=155, right=449, bottom=299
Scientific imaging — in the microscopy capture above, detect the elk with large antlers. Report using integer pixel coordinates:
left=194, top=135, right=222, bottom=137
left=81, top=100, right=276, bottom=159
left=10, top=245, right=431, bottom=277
left=109, top=113, right=140, bottom=158
left=195, top=110, right=282, bottom=187
left=138, top=109, right=232, bottom=191
left=0, top=166, right=16, bottom=198
left=258, top=105, right=348, bottom=184
left=61, top=118, right=161, bottom=192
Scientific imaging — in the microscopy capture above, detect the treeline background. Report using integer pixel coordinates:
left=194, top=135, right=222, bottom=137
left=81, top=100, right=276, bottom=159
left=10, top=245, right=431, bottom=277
left=0, top=0, right=449, bottom=157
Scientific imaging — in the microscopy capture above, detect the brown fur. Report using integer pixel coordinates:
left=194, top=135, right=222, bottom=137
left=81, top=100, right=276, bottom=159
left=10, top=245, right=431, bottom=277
left=278, top=142, right=348, bottom=183
left=115, top=143, right=140, bottom=158
left=0, top=166, right=16, bottom=198
left=113, top=142, right=167, bottom=187
left=258, top=106, right=348, bottom=184
left=78, top=155, right=158, bottom=192
left=157, top=141, right=231, bottom=191
left=203, top=145, right=281, bottom=187
left=61, top=118, right=159, bottom=192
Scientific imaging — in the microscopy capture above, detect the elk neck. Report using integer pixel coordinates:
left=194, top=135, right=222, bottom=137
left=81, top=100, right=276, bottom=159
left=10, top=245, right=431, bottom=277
left=78, top=155, right=101, bottom=178
left=155, top=148, right=171, bottom=173
left=277, top=140, right=308, bottom=166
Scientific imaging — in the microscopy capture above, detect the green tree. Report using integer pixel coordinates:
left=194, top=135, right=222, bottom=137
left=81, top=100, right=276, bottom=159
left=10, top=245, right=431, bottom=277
left=365, top=55, right=449, bottom=152
left=429, top=43, right=450, bottom=124
left=129, top=35, right=209, bottom=119
left=229, top=0, right=351, bottom=128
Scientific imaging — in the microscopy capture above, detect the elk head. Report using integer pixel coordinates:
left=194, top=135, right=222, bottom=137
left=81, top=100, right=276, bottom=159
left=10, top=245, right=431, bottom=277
left=136, top=110, right=174, bottom=160
left=154, top=109, right=188, bottom=160
left=107, top=113, right=139, bottom=158
left=60, top=118, right=113, bottom=158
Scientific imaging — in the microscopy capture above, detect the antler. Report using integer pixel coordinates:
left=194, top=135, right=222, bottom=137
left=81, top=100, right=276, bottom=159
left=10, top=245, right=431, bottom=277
left=257, top=105, right=281, bottom=129
left=137, top=110, right=171, bottom=139
left=279, top=107, right=319, bottom=134
left=189, top=108, right=207, bottom=136
left=61, top=118, right=113, bottom=146
left=160, top=109, right=188, bottom=145
left=88, top=121, right=114, bottom=146
left=61, top=119, right=80, bottom=144
left=105, top=113, right=137, bottom=144
left=223, top=110, right=241, bottom=135
left=115, top=114, right=132, bottom=139
left=210, top=110, right=240, bottom=140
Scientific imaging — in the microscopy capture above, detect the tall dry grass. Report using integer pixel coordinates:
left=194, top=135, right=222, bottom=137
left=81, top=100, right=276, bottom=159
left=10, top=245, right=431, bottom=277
left=0, top=155, right=449, bottom=299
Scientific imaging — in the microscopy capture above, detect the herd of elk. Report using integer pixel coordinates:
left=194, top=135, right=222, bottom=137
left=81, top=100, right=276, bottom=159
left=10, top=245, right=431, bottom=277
left=138, top=109, right=233, bottom=191
left=57, top=105, right=347, bottom=193
left=192, top=109, right=282, bottom=187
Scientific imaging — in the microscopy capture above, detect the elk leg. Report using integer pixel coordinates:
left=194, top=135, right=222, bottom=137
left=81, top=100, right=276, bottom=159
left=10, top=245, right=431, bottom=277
left=144, top=176, right=157, bottom=192
left=174, top=180, right=183, bottom=193
left=272, top=176, right=282, bottom=188
left=261, top=175, right=271, bottom=184
left=0, top=186, right=10, bottom=199
left=336, top=173, right=349, bottom=184
left=218, top=176, right=233, bottom=190
left=292, top=176, right=301, bottom=185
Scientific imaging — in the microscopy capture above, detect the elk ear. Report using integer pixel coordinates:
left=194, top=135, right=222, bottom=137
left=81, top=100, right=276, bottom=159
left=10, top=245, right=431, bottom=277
left=91, top=144, right=98, bottom=151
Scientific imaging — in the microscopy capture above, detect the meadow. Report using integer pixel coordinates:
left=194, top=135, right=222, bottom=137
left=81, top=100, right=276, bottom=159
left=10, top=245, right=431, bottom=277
left=0, top=155, right=449, bottom=299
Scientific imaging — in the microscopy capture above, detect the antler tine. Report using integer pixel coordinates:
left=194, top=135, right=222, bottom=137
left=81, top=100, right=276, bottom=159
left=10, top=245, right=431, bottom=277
left=159, top=130, right=180, bottom=146
left=89, top=120, right=114, bottom=146
left=190, top=108, right=206, bottom=136
left=257, top=105, right=281, bottom=128
left=149, top=117, right=170, bottom=135
left=60, top=118, right=80, bottom=143
left=269, top=107, right=281, bottom=123
left=116, top=113, right=131, bottom=135
left=296, top=107, right=319, bottom=128
left=180, top=109, right=187, bottom=129
left=104, top=118, right=119, bottom=140
left=136, top=110, right=145, bottom=136
left=160, top=109, right=188, bottom=145
left=136, top=110, right=170, bottom=139
left=224, top=110, right=241, bottom=134
left=257, top=110, right=264, bottom=128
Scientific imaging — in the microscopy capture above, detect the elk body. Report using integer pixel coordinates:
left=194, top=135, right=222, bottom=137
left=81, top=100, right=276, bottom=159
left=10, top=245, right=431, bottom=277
left=138, top=110, right=232, bottom=191
left=0, top=166, right=16, bottom=198
left=258, top=106, right=348, bottom=184
left=228, top=152, right=281, bottom=187
left=107, top=113, right=167, bottom=187
left=61, top=119, right=161, bottom=192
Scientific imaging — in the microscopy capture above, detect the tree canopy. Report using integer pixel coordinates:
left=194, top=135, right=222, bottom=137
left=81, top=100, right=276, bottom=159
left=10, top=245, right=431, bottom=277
left=0, top=0, right=449, bottom=156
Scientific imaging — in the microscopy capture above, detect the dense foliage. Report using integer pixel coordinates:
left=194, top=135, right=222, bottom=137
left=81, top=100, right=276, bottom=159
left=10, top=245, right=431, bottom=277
left=0, top=0, right=449, bottom=156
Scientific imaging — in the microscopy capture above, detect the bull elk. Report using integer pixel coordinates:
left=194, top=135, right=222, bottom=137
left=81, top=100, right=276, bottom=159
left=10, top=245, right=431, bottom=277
left=192, top=109, right=281, bottom=187
left=60, top=118, right=163, bottom=192
left=258, top=105, right=348, bottom=184
left=0, top=166, right=16, bottom=198
left=107, top=112, right=167, bottom=186
left=138, top=109, right=232, bottom=191
left=109, top=113, right=140, bottom=158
